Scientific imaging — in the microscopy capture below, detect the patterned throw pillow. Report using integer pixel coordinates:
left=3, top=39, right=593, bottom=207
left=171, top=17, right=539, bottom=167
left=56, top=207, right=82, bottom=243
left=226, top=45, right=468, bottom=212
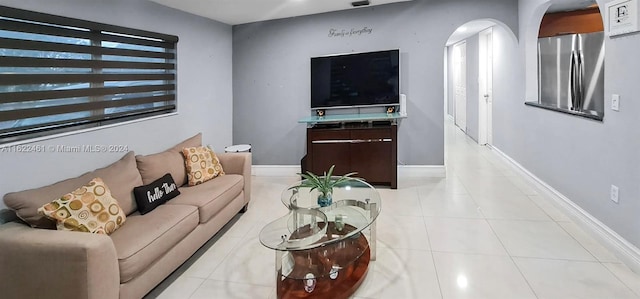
left=37, top=177, right=126, bottom=235
left=182, top=146, right=225, bottom=186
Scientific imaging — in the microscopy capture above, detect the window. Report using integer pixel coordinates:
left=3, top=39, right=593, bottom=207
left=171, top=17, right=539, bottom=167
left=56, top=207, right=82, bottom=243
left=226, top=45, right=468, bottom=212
left=0, top=6, right=178, bottom=143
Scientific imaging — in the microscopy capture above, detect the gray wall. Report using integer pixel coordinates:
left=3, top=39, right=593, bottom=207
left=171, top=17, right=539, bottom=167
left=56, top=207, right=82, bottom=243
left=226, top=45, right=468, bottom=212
left=0, top=0, right=233, bottom=209
left=232, top=0, right=519, bottom=165
left=491, top=0, right=640, bottom=247
left=492, top=23, right=524, bottom=154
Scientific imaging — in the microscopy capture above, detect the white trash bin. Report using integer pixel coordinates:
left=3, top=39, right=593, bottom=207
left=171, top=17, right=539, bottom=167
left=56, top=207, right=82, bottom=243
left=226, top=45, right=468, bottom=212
left=224, top=144, right=251, bottom=153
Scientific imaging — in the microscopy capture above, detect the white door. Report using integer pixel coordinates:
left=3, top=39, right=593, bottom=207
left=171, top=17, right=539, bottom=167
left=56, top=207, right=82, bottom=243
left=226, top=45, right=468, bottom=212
left=453, top=42, right=467, bottom=132
left=478, top=28, right=493, bottom=145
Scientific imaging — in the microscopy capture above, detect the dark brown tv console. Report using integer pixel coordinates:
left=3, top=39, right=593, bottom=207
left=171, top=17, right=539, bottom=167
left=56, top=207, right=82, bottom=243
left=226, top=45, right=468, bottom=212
left=301, top=121, right=397, bottom=189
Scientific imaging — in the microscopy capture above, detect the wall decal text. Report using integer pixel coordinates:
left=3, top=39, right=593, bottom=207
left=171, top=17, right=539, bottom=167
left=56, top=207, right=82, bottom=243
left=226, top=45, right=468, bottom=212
left=328, top=27, right=373, bottom=37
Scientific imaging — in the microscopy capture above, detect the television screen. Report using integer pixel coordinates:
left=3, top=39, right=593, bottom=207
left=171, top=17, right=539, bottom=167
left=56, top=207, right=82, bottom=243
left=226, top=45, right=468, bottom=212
left=311, top=49, right=399, bottom=109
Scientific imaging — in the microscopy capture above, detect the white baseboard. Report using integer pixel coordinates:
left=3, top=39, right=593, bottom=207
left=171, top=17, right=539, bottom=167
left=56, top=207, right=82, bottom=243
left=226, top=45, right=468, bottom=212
left=252, top=165, right=446, bottom=178
left=491, top=146, right=640, bottom=274
left=398, top=165, right=446, bottom=177
left=251, top=165, right=300, bottom=177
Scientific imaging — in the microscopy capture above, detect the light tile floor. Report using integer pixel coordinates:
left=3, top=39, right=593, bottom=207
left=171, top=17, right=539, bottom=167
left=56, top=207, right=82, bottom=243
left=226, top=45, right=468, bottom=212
left=146, top=121, right=640, bottom=299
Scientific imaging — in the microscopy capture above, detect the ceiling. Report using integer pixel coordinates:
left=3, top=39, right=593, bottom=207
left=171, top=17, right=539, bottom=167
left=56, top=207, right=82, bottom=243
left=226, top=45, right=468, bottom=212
left=547, top=0, right=598, bottom=13
left=149, top=0, right=414, bottom=25
left=446, top=20, right=496, bottom=46
left=148, top=0, right=596, bottom=45
left=444, top=0, right=598, bottom=47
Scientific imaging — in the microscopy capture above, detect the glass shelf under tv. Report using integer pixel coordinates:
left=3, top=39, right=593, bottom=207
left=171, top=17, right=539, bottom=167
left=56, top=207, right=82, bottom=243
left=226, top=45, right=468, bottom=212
left=298, top=112, right=406, bottom=125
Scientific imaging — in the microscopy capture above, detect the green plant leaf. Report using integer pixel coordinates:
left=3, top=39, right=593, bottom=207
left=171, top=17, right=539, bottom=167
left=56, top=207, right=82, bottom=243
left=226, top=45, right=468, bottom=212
left=289, top=165, right=361, bottom=197
left=321, top=165, right=330, bottom=189
left=302, top=171, right=321, bottom=186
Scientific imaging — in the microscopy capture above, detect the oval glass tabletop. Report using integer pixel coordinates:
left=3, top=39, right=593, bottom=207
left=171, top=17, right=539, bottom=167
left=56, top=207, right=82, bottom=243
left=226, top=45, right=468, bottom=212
left=259, top=177, right=381, bottom=251
left=259, top=177, right=382, bottom=285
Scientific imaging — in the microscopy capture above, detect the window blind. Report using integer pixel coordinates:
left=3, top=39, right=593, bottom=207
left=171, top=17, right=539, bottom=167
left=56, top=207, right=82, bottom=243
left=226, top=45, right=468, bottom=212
left=0, top=5, right=178, bottom=143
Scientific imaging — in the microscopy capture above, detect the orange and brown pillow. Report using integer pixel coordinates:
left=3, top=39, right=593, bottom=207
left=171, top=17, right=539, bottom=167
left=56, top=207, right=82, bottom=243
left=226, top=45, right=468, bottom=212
left=37, top=177, right=126, bottom=235
left=135, top=133, right=202, bottom=186
left=182, top=146, right=225, bottom=186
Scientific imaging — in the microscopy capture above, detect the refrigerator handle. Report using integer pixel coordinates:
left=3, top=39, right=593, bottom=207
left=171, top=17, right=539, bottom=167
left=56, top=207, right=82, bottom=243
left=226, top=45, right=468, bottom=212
left=577, top=50, right=585, bottom=110
left=570, top=51, right=578, bottom=110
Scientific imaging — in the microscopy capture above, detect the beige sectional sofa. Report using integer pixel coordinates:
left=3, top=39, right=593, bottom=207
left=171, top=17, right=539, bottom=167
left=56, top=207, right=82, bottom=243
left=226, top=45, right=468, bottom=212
left=0, top=133, right=251, bottom=299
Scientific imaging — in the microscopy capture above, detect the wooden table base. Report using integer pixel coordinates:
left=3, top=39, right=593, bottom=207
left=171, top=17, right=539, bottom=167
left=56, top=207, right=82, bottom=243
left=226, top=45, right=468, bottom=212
left=277, top=232, right=371, bottom=299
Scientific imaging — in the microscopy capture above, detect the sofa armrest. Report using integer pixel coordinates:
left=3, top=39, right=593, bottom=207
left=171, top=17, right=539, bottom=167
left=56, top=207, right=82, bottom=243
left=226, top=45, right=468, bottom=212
left=0, top=222, right=119, bottom=299
left=0, top=209, right=18, bottom=224
left=217, top=152, right=252, bottom=205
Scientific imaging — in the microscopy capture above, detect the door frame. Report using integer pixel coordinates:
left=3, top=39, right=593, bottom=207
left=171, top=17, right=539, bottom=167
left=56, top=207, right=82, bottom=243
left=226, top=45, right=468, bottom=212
left=478, top=28, right=493, bottom=145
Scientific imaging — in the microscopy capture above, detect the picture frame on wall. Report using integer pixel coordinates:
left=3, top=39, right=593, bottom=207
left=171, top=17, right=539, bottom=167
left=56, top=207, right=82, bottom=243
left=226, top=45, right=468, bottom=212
left=606, top=0, right=639, bottom=37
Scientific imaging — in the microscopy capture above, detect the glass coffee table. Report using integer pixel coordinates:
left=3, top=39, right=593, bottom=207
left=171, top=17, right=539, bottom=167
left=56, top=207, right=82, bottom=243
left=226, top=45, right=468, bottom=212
left=259, top=178, right=381, bottom=299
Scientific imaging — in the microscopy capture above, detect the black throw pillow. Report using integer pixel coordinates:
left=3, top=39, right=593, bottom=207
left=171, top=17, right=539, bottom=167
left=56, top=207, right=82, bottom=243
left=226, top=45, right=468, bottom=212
left=133, top=173, right=180, bottom=215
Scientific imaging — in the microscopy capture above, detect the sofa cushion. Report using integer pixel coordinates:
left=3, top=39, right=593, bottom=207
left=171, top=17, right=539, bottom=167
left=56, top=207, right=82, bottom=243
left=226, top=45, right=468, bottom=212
left=38, top=177, right=126, bottom=235
left=182, top=146, right=225, bottom=186
left=133, top=173, right=180, bottom=215
left=110, top=204, right=198, bottom=283
left=135, top=133, right=202, bottom=187
left=167, top=174, right=243, bottom=223
left=92, top=152, right=143, bottom=216
left=4, top=151, right=141, bottom=228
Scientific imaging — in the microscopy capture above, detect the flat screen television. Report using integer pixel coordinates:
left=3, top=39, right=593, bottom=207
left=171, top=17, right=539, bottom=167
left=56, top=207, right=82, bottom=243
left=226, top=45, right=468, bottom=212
left=311, top=49, right=399, bottom=109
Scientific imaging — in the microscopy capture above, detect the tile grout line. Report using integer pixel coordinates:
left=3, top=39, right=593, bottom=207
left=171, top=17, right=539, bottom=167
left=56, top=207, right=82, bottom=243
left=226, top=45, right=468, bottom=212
left=508, top=255, right=610, bottom=263
left=599, top=263, right=640, bottom=298
left=416, top=183, right=445, bottom=299
left=554, top=222, right=640, bottom=297
left=201, top=277, right=275, bottom=289
left=184, top=278, right=207, bottom=299
left=202, top=235, right=246, bottom=279
left=467, top=139, right=618, bottom=297
left=485, top=219, right=541, bottom=299
left=555, top=221, right=605, bottom=262
left=448, top=129, right=541, bottom=298
left=451, top=172, right=488, bottom=219
left=526, top=194, right=572, bottom=224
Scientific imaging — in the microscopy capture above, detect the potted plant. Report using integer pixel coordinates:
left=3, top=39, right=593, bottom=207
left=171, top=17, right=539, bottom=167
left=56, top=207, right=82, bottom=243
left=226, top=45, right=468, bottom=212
left=292, top=165, right=358, bottom=207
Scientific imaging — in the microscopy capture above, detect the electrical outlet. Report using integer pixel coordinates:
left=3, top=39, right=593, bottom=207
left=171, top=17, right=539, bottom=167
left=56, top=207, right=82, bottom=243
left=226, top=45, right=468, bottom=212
left=612, top=94, right=620, bottom=111
left=610, top=185, right=619, bottom=203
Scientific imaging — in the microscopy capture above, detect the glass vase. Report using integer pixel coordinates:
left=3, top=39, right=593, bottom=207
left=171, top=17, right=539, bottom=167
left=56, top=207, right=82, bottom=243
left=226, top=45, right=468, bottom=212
left=317, top=192, right=332, bottom=207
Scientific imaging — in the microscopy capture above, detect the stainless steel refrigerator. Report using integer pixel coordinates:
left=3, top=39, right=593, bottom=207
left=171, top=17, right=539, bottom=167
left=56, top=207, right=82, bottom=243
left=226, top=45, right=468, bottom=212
left=538, top=32, right=605, bottom=114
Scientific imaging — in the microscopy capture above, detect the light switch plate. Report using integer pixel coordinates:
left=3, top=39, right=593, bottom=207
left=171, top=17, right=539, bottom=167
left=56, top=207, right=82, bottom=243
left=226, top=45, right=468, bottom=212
left=612, top=94, right=620, bottom=111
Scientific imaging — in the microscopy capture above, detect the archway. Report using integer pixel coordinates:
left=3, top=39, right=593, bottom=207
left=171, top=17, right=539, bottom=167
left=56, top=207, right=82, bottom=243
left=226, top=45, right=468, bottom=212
left=443, top=19, right=518, bottom=147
